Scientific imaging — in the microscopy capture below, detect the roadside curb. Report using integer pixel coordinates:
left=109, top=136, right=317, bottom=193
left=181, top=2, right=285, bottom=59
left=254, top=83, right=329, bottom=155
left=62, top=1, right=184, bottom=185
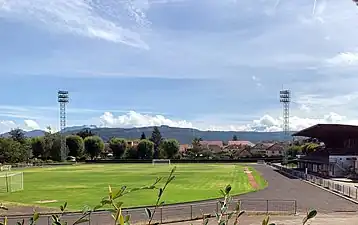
left=271, top=166, right=358, bottom=206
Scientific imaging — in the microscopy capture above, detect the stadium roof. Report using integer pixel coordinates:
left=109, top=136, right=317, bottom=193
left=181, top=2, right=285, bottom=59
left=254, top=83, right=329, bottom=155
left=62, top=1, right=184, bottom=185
left=292, top=124, right=358, bottom=139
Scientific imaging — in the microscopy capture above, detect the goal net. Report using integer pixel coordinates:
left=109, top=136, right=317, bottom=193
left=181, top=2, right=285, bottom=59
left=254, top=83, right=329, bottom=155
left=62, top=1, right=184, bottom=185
left=0, top=172, right=24, bottom=193
left=152, top=159, right=171, bottom=165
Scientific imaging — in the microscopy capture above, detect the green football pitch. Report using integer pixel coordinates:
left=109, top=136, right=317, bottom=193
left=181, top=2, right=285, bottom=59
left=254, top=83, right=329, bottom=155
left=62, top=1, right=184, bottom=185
left=0, top=164, right=267, bottom=210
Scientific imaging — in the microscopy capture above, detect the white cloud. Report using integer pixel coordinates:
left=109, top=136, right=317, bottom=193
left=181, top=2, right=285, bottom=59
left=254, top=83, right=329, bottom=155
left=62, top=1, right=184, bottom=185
left=0, top=0, right=149, bottom=49
left=24, top=120, right=40, bottom=130
left=95, top=110, right=358, bottom=133
left=325, top=52, right=358, bottom=67
left=0, top=119, right=41, bottom=134
left=1, top=110, right=358, bottom=135
left=99, top=111, right=194, bottom=128
left=0, top=120, right=17, bottom=133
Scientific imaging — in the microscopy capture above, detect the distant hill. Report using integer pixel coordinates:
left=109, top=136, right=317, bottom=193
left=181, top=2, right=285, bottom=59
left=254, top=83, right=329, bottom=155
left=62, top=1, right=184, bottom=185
left=1, top=126, right=295, bottom=144
left=64, top=125, right=295, bottom=144
left=0, top=129, right=45, bottom=138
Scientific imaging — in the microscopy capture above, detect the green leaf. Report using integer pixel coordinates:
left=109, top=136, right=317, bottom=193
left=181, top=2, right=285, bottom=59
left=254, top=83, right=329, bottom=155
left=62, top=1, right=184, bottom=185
left=73, top=218, right=90, bottom=225
left=100, top=199, right=112, bottom=205
left=144, top=208, right=152, bottom=219
left=63, top=202, right=67, bottom=211
left=158, top=188, right=163, bottom=197
left=219, top=189, right=226, bottom=197
left=159, top=201, right=165, bottom=206
left=262, top=216, right=269, bottom=225
left=225, top=185, right=232, bottom=195
left=33, top=212, right=40, bottom=221
left=52, top=215, right=59, bottom=222
left=113, top=186, right=127, bottom=199
left=16, top=219, right=24, bottom=225
left=215, top=213, right=220, bottom=220
left=119, top=214, right=125, bottom=225
left=124, top=214, right=131, bottom=223
left=227, top=212, right=235, bottom=220
left=237, top=211, right=245, bottom=218
left=108, top=185, right=113, bottom=199
left=302, top=210, right=317, bottom=224
left=115, top=202, right=124, bottom=209
left=166, top=175, right=175, bottom=184
left=307, top=210, right=317, bottom=219
left=203, top=218, right=209, bottom=225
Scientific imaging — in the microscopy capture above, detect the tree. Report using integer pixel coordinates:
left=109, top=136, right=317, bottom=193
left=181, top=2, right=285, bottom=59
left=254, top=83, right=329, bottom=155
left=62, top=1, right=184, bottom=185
left=31, top=137, right=45, bottom=158
left=232, top=135, right=238, bottom=141
left=140, top=132, right=146, bottom=140
left=160, top=139, right=180, bottom=159
left=137, top=140, right=154, bottom=159
left=49, top=134, right=62, bottom=161
left=287, top=145, right=302, bottom=158
left=150, top=127, right=163, bottom=159
left=84, top=136, right=105, bottom=159
left=124, top=146, right=138, bottom=159
left=9, top=128, right=26, bottom=144
left=0, top=138, right=29, bottom=163
left=191, top=137, right=203, bottom=153
left=76, top=129, right=94, bottom=139
left=109, top=138, right=127, bottom=159
left=66, top=135, right=85, bottom=158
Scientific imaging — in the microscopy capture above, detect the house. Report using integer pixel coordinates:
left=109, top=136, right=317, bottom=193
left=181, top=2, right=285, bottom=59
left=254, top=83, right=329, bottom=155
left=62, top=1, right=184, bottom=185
left=250, top=143, right=275, bottom=156
left=294, top=124, right=358, bottom=177
left=232, top=147, right=253, bottom=158
left=227, top=141, right=255, bottom=147
left=179, top=144, right=192, bottom=153
left=199, top=141, right=223, bottom=153
left=266, top=142, right=288, bottom=157
left=127, top=140, right=140, bottom=147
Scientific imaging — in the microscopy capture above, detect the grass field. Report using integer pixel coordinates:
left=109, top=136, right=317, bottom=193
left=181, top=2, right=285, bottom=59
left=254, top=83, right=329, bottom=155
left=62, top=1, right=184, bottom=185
left=0, top=164, right=267, bottom=210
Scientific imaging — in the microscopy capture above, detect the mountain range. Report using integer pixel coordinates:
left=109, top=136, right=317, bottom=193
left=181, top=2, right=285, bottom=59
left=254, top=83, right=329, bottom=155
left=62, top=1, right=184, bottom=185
left=0, top=125, right=295, bottom=144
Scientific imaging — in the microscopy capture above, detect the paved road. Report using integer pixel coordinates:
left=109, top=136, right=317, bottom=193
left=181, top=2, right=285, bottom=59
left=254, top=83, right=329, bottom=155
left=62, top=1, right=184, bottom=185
left=4, top=164, right=358, bottom=225
left=240, top=164, right=358, bottom=213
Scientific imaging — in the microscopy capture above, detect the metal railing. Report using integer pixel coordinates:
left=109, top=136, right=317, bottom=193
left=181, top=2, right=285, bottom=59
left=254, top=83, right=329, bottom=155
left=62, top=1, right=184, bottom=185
left=2, top=199, right=296, bottom=225
left=269, top=163, right=358, bottom=201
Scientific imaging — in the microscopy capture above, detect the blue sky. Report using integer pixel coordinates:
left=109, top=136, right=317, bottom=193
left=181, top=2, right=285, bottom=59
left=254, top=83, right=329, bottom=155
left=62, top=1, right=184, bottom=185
left=1, top=0, right=358, bottom=133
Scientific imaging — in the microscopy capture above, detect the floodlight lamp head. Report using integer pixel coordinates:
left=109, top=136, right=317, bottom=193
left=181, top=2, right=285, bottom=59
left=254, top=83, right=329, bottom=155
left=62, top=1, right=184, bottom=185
left=58, top=90, right=69, bottom=103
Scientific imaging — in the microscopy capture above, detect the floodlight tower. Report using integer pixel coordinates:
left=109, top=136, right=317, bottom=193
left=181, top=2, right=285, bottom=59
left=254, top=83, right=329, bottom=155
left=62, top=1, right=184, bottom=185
left=58, top=90, right=69, bottom=161
left=280, top=89, right=290, bottom=166
left=279, top=89, right=291, bottom=137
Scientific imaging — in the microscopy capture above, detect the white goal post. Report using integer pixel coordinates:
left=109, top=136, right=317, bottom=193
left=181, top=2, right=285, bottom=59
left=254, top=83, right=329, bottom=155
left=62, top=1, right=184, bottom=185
left=152, top=159, right=171, bottom=165
left=0, top=172, right=24, bottom=193
left=0, top=165, right=11, bottom=171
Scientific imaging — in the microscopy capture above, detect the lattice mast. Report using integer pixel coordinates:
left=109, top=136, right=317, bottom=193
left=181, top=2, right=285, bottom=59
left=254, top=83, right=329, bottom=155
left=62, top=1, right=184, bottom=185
left=279, top=89, right=290, bottom=137
left=58, top=90, right=69, bottom=161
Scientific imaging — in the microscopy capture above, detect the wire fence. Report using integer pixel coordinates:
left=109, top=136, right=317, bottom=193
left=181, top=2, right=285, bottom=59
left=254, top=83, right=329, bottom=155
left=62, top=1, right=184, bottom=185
left=269, top=163, right=358, bottom=201
left=2, top=199, right=297, bottom=225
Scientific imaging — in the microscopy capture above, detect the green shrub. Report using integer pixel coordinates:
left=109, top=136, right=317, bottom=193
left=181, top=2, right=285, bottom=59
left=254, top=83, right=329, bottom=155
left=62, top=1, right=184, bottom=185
left=0, top=167, right=317, bottom=225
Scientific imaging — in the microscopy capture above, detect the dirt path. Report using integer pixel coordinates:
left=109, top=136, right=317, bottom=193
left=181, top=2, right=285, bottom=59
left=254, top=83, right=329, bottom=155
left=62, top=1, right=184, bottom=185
left=244, top=167, right=259, bottom=189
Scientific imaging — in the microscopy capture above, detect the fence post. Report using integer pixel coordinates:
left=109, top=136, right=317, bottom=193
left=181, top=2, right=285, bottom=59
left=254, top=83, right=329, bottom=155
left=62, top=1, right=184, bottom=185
left=294, top=200, right=297, bottom=215
left=349, top=187, right=351, bottom=198
left=356, top=188, right=358, bottom=199
left=160, top=207, right=163, bottom=224
left=216, top=202, right=219, bottom=213
left=190, top=205, right=193, bottom=220
left=266, top=200, right=269, bottom=215
left=47, top=215, right=50, bottom=225
left=89, top=212, right=91, bottom=225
